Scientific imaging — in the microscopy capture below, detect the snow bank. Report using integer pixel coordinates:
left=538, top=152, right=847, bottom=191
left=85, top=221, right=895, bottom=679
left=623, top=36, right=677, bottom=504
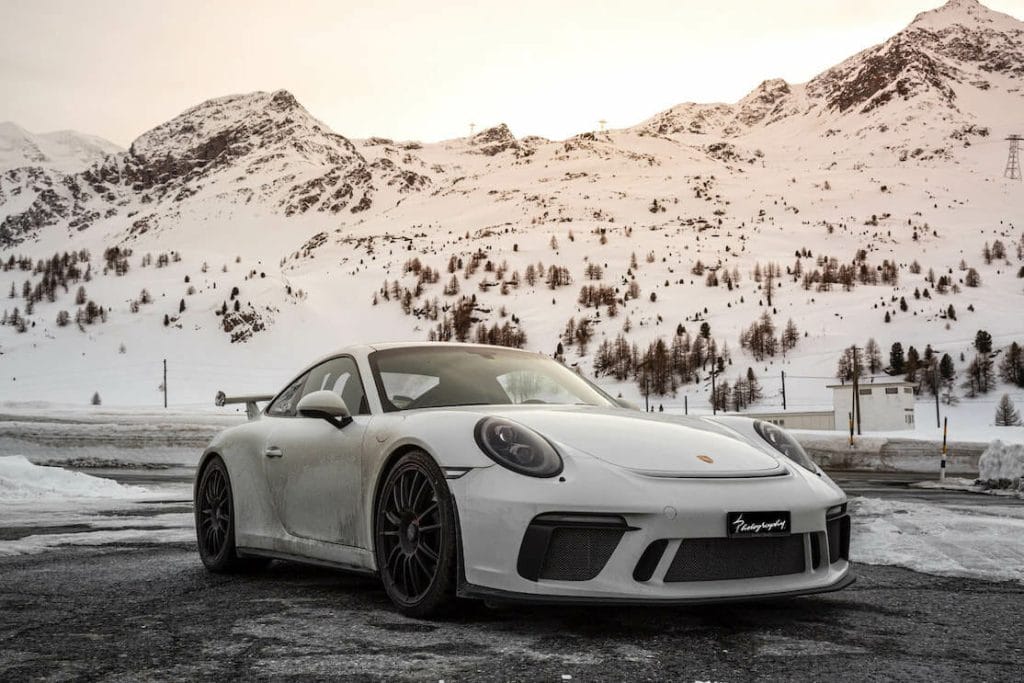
left=0, top=455, right=148, bottom=501
left=850, top=497, right=1024, bottom=583
left=978, top=440, right=1024, bottom=483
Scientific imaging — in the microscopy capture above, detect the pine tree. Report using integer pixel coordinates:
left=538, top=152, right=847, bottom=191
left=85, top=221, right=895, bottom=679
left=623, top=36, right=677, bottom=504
left=905, top=346, right=920, bottom=384
left=91, top=392, right=101, bottom=406
left=998, top=342, right=1024, bottom=387
left=974, top=330, right=993, bottom=354
left=889, top=342, right=905, bottom=374
left=994, top=394, right=1022, bottom=427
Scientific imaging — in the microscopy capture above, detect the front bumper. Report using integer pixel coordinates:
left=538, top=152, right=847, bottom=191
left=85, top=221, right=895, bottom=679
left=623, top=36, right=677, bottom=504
left=460, top=572, right=856, bottom=606
left=450, top=453, right=852, bottom=603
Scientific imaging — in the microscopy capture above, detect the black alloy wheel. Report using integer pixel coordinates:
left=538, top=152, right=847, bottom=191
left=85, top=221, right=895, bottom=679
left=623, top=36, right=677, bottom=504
left=374, top=450, right=457, bottom=617
left=195, top=456, right=266, bottom=573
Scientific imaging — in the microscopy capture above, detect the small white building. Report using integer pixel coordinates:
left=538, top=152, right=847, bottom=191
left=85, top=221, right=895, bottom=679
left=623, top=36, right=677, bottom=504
left=741, top=410, right=835, bottom=431
left=828, top=378, right=916, bottom=432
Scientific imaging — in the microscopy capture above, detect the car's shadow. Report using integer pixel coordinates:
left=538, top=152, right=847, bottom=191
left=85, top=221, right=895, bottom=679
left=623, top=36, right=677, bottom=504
left=213, top=558, right=892, bottom=636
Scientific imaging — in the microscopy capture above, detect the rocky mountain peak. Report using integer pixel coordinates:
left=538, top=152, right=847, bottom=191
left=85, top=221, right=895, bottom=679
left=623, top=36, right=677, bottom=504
left=807, top=0, right=1023, bottom=116
left=469, top=124, right=525, bottom=156
left=911, top=0, right=1005, bottom=28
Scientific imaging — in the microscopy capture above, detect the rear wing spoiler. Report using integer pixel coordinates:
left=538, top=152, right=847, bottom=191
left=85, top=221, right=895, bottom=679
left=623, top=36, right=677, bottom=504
left=215, top=391, right=275, bottom=420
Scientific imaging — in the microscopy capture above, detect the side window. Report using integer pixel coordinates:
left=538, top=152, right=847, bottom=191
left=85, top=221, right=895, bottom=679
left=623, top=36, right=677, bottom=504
left=301, top=356, right=369, bottom=415
left=266, top=373, right=307, bottom=417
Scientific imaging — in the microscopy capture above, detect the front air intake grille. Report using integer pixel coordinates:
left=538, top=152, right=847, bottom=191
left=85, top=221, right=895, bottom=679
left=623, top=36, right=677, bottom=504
left=827, top=515, right=851, bottom=563
left=664, top=535, right=806, bottom=582
left=517, top=514, right=630, bottom=582
left=539, top=527, right=624, bottom=581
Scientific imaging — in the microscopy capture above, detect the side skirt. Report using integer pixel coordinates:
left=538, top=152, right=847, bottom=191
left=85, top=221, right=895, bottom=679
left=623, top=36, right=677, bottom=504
left=236, top=546, right=378, bottom=577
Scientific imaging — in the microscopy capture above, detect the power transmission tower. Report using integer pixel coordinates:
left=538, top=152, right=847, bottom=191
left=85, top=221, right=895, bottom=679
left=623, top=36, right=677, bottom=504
left=468, top=123, right=476, bottom=137
left=598, top=119, right=607, bottom=133
left=1007, top=135, right=1023, bottom=180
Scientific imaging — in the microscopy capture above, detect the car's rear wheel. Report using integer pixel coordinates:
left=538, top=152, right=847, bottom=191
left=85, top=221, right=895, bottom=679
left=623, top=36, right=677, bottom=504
left=374, top=450, right=457, bottom=618
left=195, top=456, right=266, bottom=573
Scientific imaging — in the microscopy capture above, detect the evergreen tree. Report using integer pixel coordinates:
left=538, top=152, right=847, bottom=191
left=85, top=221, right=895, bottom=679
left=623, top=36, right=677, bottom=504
left=939, top=353, right=955, bottom=381
left=974, top=330, right=993, bottom=354
left=889, top=342, right=905, bottom=374
left=998, top=342, right=1024, bottom=387
left=905, top=346, right=920, bottom=385
left=91, top=391, right=101, bottom=406
left=994, top=394, right=1022, bottom=427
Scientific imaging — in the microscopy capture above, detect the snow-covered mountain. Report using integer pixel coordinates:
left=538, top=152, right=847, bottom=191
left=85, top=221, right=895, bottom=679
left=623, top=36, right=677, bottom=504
left=0, top=122, right=122, bottom=173
left=640, top=0, right=1023, bottom=149
left=0, top=90, right=437, bottom=247
left=1, top=0, right=1022, bottom=426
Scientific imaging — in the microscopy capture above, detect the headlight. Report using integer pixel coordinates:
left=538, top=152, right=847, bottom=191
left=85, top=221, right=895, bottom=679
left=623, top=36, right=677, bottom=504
left=474, top=417, right=563, bottom=478
left=753, top=420, right=819, bottom=474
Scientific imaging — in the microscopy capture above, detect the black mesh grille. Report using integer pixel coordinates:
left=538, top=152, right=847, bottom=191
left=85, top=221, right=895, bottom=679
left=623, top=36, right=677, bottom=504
left=538, top=527, right=623, bottom=581
left=664, top=535, right=806, bottom=582
left=827, top=515, right=851, bottom=563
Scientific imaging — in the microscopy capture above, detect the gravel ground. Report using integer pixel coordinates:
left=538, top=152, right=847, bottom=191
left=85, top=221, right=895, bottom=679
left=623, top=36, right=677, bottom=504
left=0, top=543, right=1021, bottom=682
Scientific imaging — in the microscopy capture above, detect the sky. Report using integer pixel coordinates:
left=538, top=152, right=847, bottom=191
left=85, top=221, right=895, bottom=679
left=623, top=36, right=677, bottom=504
left=1, top=0, right=1023, bottom=146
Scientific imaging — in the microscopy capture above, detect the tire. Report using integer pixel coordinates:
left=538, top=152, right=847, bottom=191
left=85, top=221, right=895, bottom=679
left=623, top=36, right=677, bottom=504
left=195, top=455, right=267, bottom=573
left=374, top=450, right=458, bottom=618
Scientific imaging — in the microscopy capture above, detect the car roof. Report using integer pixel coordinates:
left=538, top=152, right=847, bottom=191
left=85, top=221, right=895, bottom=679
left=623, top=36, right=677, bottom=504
left=363, top=341, right=538, bottom=354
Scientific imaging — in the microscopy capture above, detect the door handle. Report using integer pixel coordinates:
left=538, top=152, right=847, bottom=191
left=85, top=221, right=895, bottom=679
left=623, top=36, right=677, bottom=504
left=264, top=446, right=284, bottom=458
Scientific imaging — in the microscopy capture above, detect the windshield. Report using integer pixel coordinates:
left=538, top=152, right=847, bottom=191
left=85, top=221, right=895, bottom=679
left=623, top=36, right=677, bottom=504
left=368, top=346, right=615, bottom=412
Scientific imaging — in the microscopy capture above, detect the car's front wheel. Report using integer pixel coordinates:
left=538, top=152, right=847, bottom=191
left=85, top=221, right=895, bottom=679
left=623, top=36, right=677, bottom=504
left=374, top=450, right=458, bottom=617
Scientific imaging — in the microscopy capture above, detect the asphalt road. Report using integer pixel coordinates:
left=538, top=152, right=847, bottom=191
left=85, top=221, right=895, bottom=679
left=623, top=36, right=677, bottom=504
left=1, top=543, right=1021, bottom=682
left=2, top=470, right=1022, bottom=681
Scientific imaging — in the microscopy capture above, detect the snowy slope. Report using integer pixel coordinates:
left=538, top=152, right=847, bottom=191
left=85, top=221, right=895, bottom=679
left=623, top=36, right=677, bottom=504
left=0, top=0, right=1022, bottom=433
left=0, top=122, right=122, bottom=173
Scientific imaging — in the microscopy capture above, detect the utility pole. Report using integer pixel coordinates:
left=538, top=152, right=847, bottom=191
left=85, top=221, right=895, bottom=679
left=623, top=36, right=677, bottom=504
left=933, top=361, right=940, bottom=428
left=781, top=370, right=787, bottom=411
left=852, top=345, right=862, bottom=435
left=163, top=359, right=167, bottom=409
left=1006, top=135, right=1022, bottom=180
left=710, top=359, right=719, bottom=416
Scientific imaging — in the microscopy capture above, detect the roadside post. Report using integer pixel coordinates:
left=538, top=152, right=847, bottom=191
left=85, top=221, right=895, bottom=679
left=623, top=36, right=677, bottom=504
left=848, top=412, right=854, bottom=447
left=939, top=416, right=948, bottom=481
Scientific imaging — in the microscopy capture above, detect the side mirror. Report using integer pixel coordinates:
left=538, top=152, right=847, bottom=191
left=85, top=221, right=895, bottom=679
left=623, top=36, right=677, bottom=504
left=297, top=390, right=352, bottom=428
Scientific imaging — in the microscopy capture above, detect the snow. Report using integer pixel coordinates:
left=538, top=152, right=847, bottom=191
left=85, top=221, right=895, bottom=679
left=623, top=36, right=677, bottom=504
left=0, top=121, right=122, bottom=172
left=850, top=495, right=1024, bottom=583
left=978, top=439, right=1024, bottom=481
left=0, top=455, right=193, bottom=556
left=0, top=523, right=195, bottom=556
left=0, top=455, right=149, bottom=501
left=1, top=1, right=1023, bottom=439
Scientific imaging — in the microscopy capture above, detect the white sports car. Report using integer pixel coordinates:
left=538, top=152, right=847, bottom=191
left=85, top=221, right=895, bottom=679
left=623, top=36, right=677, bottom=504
left=196, top=342, right=852, bottom=616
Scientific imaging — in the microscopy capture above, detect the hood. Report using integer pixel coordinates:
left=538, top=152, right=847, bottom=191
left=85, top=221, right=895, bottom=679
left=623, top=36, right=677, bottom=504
left=477, top=406, right=784, bottom=478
